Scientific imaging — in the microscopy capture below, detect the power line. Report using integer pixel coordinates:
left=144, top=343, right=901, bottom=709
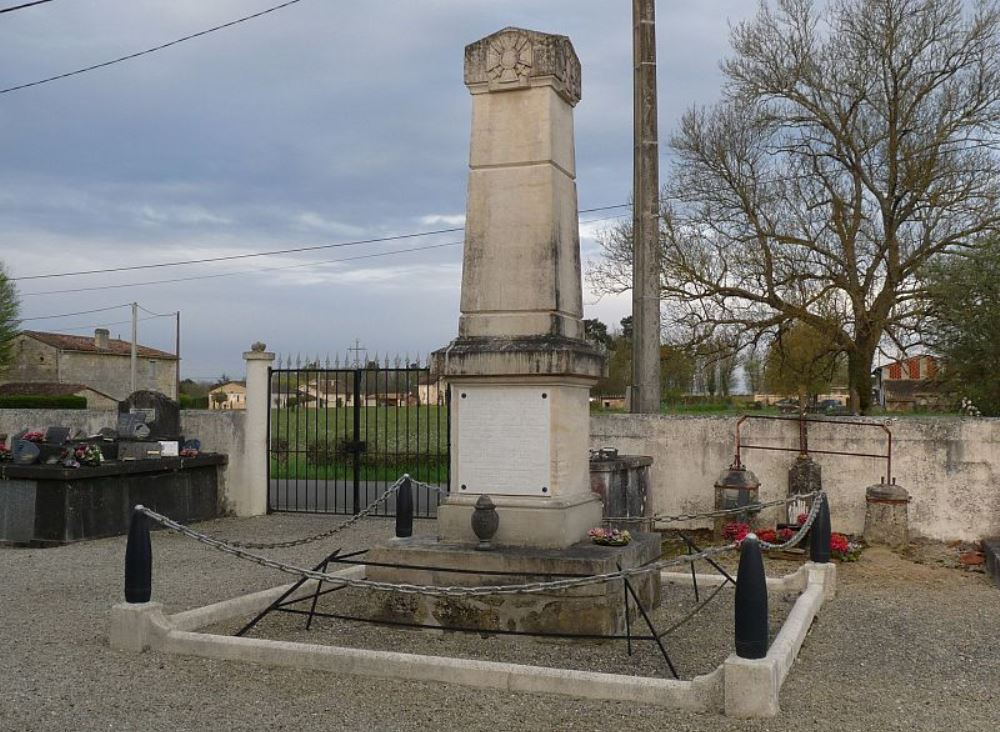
left=0, top=0, right=55, bottom=14
left=19, top=303, right=130, bottom=321
left=10, top=227, right=463, bottom=282
left=10, top=204, right=629, bottom=282
left=19, top=240, right=464, bottom=297
left=25, top=312, right=173, bottom=334
left=0, top=0, right=306, bottom=95
left=17, top=211, right=628, bottom=297
left=136, top=304, right=178, bottom=318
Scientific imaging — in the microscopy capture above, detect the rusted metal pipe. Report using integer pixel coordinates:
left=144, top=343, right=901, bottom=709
left=734, top=414, right=893, bottom=484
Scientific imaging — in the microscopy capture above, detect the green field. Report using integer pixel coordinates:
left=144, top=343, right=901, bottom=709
left=268, top=406, right=448, bottom=482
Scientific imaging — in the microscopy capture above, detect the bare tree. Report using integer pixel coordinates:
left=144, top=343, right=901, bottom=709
left=589, top=0, right=1000, bottom=412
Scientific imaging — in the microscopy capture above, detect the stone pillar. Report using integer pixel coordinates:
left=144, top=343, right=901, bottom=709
left=237, top=346, right=275, bottom=517
left=432, top=27, right=605, bottom=549
left=863, top=482, right=910, bottom=550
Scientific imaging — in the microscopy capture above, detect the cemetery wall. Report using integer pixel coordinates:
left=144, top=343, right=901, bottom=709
left=591, top=414, right=1000, bottom=542
left=0, top=408, right=247, bottom=513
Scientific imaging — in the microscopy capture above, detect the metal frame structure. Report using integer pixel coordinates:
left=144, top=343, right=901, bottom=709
left=733, top=414, right=893, bottom=484
left=234, top=548, right=684, bottom=679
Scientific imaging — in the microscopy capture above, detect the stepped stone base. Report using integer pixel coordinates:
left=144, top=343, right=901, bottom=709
left=364, top=533, right=662, bottom=637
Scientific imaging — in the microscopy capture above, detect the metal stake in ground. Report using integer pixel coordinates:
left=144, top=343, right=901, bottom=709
left=124, top=506, right=152, bottom=603
left=734, top=534, right=768, bottom=659
left=395, top=476, right=413, bottom=538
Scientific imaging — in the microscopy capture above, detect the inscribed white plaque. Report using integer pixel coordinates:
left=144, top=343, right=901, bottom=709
left=456, top=385, right=550, bottom=495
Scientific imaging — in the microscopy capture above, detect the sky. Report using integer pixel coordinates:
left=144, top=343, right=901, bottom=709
left=0, top=0, right=757, bottom=379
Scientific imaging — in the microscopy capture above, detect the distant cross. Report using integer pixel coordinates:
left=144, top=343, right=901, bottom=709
left=348, top=338, right=367, bottom=368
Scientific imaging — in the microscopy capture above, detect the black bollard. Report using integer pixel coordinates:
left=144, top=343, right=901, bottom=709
left=395, top=476, right=413, bottom=538
left=734, top=535, right=769, bottom=659
left=809, top=494, right=832, bottom=563
left=124, top=506, right=152, bottom=603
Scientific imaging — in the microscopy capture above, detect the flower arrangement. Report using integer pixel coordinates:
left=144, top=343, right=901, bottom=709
left=22, top=431, right=44, bottom=443
left=73, top=443, right=103, bottom=467
left=830, top=532, right=863, bottom=561
left=588, top=527, right=632, bottom=546
left=0, top=444, right=10, bottom=462
left=722, top=522, right=750, bottom=542
left=721, top=519, right=863, bottom=560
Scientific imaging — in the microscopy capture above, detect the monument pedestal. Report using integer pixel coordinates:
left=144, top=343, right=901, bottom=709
left=365, top=533, right=662, bottom=637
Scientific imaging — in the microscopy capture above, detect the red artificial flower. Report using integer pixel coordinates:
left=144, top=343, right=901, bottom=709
left=796, top=513, right=808, bottom=525
left=722, top=522, right=750, bottom=542
left=757, top=528, right=778, bottom=543
left=778, top=527, right=794, bottom=541
left=830, top=533, right=850, bottom=554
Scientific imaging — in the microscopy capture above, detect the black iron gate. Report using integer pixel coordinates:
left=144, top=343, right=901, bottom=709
left=267, top=360, right=449, bottom=517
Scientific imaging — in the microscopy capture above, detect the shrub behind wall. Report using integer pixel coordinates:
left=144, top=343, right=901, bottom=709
left=0, top=395, right=88, bottom=409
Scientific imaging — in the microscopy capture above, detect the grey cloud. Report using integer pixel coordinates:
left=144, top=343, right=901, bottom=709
left=0, top=0, right=755, bottom=376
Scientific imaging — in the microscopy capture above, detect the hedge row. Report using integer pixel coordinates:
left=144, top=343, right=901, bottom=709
left=0, top=395, right=88, bottom=409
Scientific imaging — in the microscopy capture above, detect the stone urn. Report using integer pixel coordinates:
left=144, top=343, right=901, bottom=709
left=471, top=494, right=499, bottom=550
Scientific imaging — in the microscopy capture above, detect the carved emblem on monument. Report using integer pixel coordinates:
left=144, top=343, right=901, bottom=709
left=486, top=31, right=532, bottom=84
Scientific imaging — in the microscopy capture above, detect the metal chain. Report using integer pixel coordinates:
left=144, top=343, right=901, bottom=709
left=757, top=492, right=823, bottom=551
left=132, top=470, right=823, bottom=597
left=647, top=490, right=820, bottom=524
left=406, top=477, right=449, bottom=495
left=218, top=477, right=409, bottom=549
left=214, top=475, right=447, bottom=550
left=135, top=504, right=740, bottom=597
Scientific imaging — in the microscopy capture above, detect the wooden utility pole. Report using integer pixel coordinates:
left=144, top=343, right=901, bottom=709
left=130, top=302, right=138, bottom=394
left=174, top=310, right=181, bottom=401
left=631, top=0, right=661, bottom=413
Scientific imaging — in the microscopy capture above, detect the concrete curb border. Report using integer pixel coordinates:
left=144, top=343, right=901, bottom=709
left=109, top=562, right=835, bottom=717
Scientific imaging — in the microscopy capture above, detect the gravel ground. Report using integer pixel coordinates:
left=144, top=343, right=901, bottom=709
left=2, top=513, right=998, bottom=732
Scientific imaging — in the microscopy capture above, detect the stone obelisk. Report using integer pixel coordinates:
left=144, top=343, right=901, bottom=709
left=433, top=27, right=606, bottom=549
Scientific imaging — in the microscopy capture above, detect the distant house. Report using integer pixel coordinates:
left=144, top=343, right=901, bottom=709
left=0, top=382, right=118, bottom=410
left=873, top=355, right=945, bottom=411
left=270, top=383, right=315, bottom=409
left=0, top=329, right=178, bottom=402
left=208, top=381, right=246, bottom=410
left=415, top=374, right=446, bottom=406
left=296, top=373, right=447, bottom=408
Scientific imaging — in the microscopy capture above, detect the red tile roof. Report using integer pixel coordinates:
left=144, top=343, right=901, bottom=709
left=21, top=330, right=177, bottom=359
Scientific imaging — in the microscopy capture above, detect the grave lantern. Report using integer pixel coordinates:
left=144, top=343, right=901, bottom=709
left=713, top=461, right=761, bottom=537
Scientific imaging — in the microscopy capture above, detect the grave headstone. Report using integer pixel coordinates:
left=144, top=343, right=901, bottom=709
left=43, top=426, right=71, bottom=445
left=119, top=390, right=180, bottom=440
left=116, top=412, right=147, bottom=440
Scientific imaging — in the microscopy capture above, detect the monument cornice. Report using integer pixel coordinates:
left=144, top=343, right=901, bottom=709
left=464, top=26, right=581, bottom=106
